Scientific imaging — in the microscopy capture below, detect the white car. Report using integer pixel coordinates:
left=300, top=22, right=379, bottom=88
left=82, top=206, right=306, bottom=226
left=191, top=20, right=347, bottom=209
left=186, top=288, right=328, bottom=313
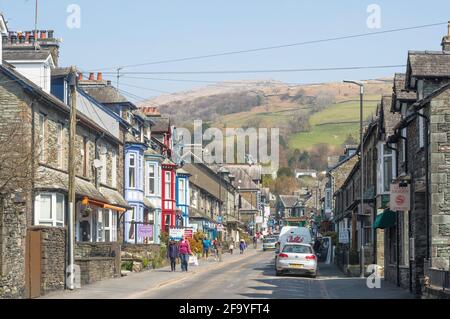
left=275, top=243, right=317, bottom=278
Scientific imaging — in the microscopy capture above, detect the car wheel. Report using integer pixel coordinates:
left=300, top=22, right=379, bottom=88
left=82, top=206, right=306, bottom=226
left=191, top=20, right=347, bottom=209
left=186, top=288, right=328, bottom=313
left=310, top=272, right=317, bottom=278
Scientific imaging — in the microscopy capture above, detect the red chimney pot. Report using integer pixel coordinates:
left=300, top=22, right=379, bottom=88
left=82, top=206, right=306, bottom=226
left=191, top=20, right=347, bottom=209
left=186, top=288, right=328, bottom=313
left=97, top=73, right=103, bottom=81
left=89, top=73, right=95, bottom=81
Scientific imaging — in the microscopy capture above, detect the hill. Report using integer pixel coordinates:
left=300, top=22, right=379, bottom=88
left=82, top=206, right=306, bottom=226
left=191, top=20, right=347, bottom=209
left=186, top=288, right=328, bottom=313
left=141, top=79, right=392, bottom=152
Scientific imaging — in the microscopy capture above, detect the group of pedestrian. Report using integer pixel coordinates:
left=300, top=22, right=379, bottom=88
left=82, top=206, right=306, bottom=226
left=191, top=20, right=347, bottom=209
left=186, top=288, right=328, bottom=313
left=202, top=237, right=223, bottom=262
left=167, top=236, right=193, bottom=272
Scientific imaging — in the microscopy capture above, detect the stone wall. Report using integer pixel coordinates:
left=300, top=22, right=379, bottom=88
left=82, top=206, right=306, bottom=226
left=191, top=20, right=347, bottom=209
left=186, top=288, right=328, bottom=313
left=0, top=196, right=27, bottom=299
left=429, top=88, right=450, bottom=270
left=385, top=264, right=411, bottom=290
left=75, top=242, right=121, bottom=285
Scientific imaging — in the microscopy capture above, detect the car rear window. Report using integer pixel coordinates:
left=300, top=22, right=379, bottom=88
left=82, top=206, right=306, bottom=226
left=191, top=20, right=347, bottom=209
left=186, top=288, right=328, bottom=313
left=264, top=238, right=276, bottom=243
left=282, top=245, right=312, bottom=254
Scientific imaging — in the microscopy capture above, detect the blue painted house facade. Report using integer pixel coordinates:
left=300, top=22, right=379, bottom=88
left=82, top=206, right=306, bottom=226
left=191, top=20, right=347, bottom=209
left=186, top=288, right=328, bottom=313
left=176, top=169, right=190, bottom=228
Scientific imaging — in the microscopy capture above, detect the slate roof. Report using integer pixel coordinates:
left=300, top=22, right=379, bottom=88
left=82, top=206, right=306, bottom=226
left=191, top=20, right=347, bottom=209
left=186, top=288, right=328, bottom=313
left=51, top=67, right=73, bottom=78
left=380, top=95, right=401, bottom=138
left=99, top=187, right=129, bottom=208
left=279, top=195, right=300, bottom=208
left=3, top=49, right=52, bottom=61
left=393, top=73, right=416, bottom=101
left=407, top=51, right=450, bottom=78
left=222, top=166, right=258, bottom=190
left=80, top=84, right=131, bottom=105
left=151, top=116, right=170, bottom=132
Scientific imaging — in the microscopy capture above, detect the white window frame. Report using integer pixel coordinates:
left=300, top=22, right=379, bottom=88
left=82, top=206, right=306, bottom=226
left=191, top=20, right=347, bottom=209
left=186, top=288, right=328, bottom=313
left=165, top=171, right=171, bottom=199
left=34, top=193, right=65, bottom=227
left=377, top=142, right=397, bottom=194
left=179, top=178, right=185, bottom=204
left=147, top=163, right=156, bottom=195
left=128, top=153, right=136, bottom=188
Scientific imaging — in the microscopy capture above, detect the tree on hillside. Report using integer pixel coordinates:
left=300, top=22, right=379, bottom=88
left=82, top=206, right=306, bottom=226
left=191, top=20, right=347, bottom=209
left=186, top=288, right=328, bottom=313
left=277, top=167, right=294, bottom=177
left=269, top=176, right=299, bottom=195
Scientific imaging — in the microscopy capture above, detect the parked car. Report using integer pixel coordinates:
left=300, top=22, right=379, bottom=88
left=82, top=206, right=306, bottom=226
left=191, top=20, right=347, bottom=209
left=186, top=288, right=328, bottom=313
left=262, top=237, right=278, bottom=251
left=275, top=243, right=317, bottom=278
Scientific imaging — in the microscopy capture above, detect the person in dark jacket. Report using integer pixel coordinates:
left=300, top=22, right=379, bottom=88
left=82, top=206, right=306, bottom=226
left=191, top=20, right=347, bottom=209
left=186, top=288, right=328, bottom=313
left=167, top=240, right=179, bottom=272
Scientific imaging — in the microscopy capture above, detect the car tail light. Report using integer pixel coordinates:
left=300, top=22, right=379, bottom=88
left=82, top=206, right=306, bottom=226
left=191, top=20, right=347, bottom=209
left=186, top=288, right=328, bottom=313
left=278, top=253, right=289, bottom=258
left=305, top=255, right=316, bottom=260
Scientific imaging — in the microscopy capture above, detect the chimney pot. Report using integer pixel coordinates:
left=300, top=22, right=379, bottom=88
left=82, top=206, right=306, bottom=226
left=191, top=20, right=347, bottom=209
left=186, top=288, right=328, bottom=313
left=47, top=30, right=54, bottom=39
left=89, top=73, right=95, bottom=81
left=19, top=35, right=25, bottom=44
left=10, top=34, right=17, bottom=44
left=78, top=73, right=83, bottom=81
left=107, top=80, right=112, bottom=85
left=97, top=72, right=103, bottom=81
left=40, top=30, right=47, bottom=39
left=2, top=35, right=8, bottom=45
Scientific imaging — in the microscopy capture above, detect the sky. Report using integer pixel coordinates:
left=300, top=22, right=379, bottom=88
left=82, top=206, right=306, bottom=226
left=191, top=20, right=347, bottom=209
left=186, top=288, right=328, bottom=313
left=1, top=0, right=450, bottom=101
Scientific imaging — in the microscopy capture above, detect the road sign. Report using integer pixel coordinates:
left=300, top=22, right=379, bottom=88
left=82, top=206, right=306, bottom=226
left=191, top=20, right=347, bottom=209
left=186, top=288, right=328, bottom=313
left=390, top=183, right=410, bottom=211
left=169, top=228, right=184, bottom=241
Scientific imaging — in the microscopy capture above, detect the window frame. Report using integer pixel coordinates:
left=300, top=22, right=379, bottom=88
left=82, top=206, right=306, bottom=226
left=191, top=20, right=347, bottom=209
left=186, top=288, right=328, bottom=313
left=165, top=171, right=171, bottom=199
left=34, top=192, right=65, bottom=227
left=147, top=163, right=156, bottom=195
left=128, top=153, right=136, bottom=188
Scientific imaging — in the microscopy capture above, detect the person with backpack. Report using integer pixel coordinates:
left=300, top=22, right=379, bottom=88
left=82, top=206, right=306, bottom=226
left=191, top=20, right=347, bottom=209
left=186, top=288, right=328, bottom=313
left=202, top=237, right=211, bottom=260
left=178, top=236, right=192, bottom=272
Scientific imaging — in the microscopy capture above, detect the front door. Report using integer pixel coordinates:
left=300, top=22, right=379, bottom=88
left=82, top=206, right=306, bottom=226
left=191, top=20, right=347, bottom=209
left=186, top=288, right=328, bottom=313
left=25, top=229, right=41, bottom=298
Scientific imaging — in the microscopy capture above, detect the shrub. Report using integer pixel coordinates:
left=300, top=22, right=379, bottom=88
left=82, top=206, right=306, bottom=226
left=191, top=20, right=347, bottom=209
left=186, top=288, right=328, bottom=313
left=121, top=260, right=133, bottom=271
left=142, top=257, right=150, bottom=269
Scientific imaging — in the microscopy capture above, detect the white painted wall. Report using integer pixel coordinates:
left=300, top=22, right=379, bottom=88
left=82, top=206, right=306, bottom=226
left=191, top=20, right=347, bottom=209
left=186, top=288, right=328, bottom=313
left=7, top=60, right=53, bottom=93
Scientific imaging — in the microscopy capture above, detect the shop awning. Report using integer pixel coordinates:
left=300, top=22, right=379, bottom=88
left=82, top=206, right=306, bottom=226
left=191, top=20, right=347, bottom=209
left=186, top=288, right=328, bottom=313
left=81, top=197, right=127, bottom=213
left=373, top=209, right=397, bottom=229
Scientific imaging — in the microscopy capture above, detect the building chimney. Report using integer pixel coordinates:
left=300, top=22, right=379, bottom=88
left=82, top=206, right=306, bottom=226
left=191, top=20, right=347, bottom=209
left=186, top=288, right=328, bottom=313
left=10, top=34, right=17, bottom=44
left=106, top=80, right=112, bottom=85
left=89, top=72, right=95, bottom=81
left=40, top=30, right=47, bottom=39
left=19, top=35, right=25, bottom=44
left=78, top=73, right=83, bottom=81
left=97, top=72, right=103, bottom=81
left=442, top=21, right=450, bottom=53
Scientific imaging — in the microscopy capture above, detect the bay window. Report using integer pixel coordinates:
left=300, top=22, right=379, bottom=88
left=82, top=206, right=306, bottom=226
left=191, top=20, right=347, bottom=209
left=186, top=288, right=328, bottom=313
left=179, top=178, right=185, bottom=203
left=165, top=171, right=171, bottom=198
left=34, top=193, right=65, bottom=227
left=148, top=164, right=156, bottom=195
left=129, top=154, right=136, bottom=188
left=377, top=143, right=396, bottom=194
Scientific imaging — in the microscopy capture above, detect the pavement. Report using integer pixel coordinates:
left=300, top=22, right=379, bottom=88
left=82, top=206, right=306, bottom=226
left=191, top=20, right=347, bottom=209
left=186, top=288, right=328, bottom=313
left=42, top=247, right=414, bottom=299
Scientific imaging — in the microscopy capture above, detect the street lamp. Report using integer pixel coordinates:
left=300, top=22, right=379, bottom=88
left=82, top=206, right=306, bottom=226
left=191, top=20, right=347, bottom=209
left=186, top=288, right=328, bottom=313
left=343, top=80, right=365, bottom=278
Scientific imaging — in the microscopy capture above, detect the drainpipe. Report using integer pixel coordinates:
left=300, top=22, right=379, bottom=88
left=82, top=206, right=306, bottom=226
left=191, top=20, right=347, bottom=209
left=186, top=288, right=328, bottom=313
left=30, top=101, right=36, bottom=226
left=416, top=111, right=430, bottom=261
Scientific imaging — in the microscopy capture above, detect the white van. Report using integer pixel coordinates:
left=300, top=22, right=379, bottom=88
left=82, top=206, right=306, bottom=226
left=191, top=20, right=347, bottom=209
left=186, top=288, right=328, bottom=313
left=277, top=226, right=312, bottom=251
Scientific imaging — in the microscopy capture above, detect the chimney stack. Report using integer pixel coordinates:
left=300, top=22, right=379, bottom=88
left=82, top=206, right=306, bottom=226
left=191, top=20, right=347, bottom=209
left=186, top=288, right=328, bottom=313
left=97, top=72, right=103, bottom=81
left=442, top=21, right=450, bottom=53
left=89, top=73, right=95, bottom=81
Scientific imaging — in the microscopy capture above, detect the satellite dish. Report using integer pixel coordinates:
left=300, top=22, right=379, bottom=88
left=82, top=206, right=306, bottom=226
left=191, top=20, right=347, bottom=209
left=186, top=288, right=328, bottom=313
left=93, top=159, right=103, bottom=169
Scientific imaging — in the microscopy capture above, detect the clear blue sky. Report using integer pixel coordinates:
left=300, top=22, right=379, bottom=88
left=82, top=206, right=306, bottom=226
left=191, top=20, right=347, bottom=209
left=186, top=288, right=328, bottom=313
left=1, top=0, right=450, bottom=101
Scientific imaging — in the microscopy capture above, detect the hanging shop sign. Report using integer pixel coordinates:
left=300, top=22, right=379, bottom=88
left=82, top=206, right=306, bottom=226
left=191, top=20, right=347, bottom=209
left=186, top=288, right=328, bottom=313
left=169, top=228, right=185, bottom=241
left=184, top=228, right=193, bottom=239
left=390, top=183, right=410, bottom=211
left=137, top=224, right=153, bottom=239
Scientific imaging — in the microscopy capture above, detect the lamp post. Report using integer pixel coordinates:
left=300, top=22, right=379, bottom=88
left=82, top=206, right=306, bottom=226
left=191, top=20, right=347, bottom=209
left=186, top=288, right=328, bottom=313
left=343, top=80, right=365, bottom=278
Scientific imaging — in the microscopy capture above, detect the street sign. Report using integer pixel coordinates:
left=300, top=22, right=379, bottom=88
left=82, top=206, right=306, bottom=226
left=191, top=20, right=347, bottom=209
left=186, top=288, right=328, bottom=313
left=390, top=183, right=410, bottom=211
left=184, top=228, right=193, bottom=239
left=169, top=228, right=185, bottom=241
left=338, top=230, right=349, bottom=244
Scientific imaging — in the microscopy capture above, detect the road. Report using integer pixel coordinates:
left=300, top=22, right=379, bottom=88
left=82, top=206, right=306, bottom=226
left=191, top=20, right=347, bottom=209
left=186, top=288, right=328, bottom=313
left=43, top=248, right=413, bottom=299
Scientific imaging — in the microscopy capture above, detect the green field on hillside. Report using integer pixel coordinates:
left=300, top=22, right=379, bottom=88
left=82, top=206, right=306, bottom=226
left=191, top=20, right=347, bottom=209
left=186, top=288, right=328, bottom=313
left=288, top=96, right=380, bottom=150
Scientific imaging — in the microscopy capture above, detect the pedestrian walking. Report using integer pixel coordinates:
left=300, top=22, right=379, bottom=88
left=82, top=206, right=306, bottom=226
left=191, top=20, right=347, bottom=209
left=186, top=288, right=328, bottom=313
left=214, top=239, right=223, bottom=262
left=202, top=237, right=211, bottom=260
left=229, top=242, right=234, bottom=254
left=239, top=240, right=246, bottom=254
left=178, top=236, right=192, bottom=272
left=167, top=240, right=179, bottom=272
left=252, top=235, right=257, bottom=249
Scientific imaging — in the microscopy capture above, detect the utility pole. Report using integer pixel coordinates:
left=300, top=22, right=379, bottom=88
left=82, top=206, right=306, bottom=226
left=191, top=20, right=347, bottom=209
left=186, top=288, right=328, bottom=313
left=67, top=67, right=77, bottom=290
left=34, top=0, right=39, bottom=51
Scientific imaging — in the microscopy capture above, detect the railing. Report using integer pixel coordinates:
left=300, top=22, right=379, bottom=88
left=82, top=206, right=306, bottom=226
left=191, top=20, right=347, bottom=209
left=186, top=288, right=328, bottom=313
left=427, top=268, right=450, bottom=291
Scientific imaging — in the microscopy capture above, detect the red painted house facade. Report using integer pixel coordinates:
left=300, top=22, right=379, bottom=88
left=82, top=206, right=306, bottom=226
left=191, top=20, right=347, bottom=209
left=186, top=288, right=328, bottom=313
left=161, top=159, right=177, bottom=233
